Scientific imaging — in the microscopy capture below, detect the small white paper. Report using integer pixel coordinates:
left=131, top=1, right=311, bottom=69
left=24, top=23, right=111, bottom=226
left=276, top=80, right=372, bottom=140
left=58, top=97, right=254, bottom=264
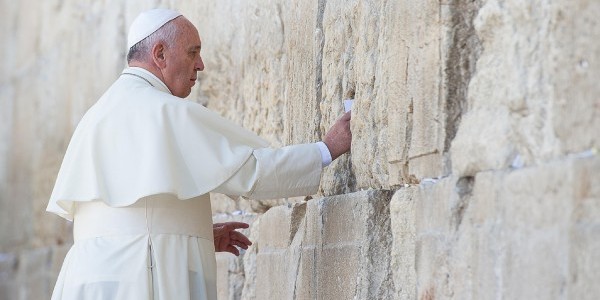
left=343, top=99, right=354, bottom=112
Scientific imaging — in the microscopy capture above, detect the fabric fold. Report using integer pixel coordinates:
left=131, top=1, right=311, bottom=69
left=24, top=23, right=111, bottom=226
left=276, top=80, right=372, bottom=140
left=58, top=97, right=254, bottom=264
left=47, top=67, right=269, bottom=220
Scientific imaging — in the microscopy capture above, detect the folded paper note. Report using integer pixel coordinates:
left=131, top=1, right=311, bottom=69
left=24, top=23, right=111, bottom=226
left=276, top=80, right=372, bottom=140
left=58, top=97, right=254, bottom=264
left=344, top=99, right=354, bottom=112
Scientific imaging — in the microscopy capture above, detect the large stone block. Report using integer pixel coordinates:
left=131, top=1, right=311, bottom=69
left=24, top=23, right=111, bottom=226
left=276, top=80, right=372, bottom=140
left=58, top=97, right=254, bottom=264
left=0, top=252, right=18, bottom=300
left=452, top=0, right=599, bottom=177
left=569, top=225, right=600, bottom=300
left=258, top=203, right=306, bottom=249
left=2, top=1, right=600, bottom=300
left=407, top=155, right=599, bottom=300
left=316, top=246, right=361, bottom=300
left=551, top=1, right=600, bottom=153
left=0, top=245, right=68, bottom=300
left=253, top=189, right=395, bottom=299
left=390, top=187, right=418, bottom=300
left=567, top=157, right=600, bottom=299
left=495, top=157, right=599, bottom=299
left=323, top=190, right=395, bottom=300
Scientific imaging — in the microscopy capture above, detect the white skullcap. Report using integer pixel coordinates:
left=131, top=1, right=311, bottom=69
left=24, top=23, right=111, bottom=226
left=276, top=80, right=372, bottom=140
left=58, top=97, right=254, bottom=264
left=127, top=9, right=182, bottom=49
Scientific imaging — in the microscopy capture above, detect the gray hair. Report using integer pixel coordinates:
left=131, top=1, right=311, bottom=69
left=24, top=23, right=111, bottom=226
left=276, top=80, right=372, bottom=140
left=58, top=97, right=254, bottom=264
left=127, top=19, right=179, bottom=63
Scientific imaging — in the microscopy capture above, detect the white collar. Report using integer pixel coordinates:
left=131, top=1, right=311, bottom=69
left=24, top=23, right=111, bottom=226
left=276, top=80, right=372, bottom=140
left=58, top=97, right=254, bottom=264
left=121, top=67, right=172, bottom=95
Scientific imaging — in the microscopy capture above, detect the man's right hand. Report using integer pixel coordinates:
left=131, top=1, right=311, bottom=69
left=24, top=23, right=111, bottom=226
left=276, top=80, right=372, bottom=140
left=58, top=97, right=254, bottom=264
left=323, top=111, right=352, bottom=161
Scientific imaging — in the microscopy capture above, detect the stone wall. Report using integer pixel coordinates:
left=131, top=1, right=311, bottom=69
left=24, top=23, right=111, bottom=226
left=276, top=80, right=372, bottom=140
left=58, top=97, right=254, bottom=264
left=1, top=0, right=598, bottom=299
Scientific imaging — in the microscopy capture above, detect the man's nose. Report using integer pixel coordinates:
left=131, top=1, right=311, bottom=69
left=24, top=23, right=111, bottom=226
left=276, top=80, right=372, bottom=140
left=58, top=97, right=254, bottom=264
left=195, top=56, right=205, bottom=71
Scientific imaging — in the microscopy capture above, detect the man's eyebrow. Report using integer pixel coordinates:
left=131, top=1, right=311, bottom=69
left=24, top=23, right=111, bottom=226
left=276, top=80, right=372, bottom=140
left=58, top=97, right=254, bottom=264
left=189, top=45, right=201, bottom=51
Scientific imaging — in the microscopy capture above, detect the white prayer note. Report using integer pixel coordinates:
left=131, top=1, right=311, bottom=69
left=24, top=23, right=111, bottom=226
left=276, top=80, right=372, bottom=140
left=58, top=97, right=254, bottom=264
left=343, top=99, right=354, bottom=112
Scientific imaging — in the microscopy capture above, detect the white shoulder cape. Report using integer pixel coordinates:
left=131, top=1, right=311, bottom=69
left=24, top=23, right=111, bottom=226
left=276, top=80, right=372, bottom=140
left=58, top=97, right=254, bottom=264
left=47, top=67, right=269, bottom=220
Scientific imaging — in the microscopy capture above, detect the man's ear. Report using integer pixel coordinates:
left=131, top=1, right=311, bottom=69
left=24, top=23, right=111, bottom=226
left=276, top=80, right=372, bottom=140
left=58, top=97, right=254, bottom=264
left=151, top=43, right=167, bottom=69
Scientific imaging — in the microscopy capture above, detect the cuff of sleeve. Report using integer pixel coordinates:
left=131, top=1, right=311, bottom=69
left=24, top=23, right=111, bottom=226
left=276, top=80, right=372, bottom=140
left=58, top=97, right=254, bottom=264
left=315, top=141, right=332, bottom=167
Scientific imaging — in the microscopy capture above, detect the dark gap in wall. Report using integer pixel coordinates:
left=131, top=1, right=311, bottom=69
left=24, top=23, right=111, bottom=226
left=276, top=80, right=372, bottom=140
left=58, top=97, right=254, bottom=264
left=443, top=0, right=484, bottom=153
left=364, top=189, right=395, bottom=299
left=401, top=97, right=415, bottom=183
left=452, top=175, right=475, bottom=230
left=314, top=0, right=328, bottom=141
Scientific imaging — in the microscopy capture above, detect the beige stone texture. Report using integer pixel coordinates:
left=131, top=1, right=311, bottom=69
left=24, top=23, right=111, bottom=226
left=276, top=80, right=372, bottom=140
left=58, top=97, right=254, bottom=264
left=254, top=190, right=394, bottom=300
left=390, top=187, right=418, bottom=299
left=451, top=0, right=600, bottom=176
left=1, top=0, right=599, bottom=299
left=391, top=156, right=600, bottom=300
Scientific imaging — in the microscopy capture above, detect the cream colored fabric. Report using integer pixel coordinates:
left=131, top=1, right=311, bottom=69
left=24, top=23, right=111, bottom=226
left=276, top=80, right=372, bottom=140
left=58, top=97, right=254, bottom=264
left=52, top=195, right=217, bottom=300
left=47, top=67, right=269, bottom=221
left=48, top=67, right=324, bottom=300
left=214, top=143, right=323, bottom=199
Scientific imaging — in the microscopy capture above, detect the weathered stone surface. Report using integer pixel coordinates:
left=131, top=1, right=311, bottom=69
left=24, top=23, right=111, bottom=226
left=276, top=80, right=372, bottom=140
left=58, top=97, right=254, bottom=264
left=451, top=0, right=599, bottom=176
left=0, top=244, right=70, bottom=300
left=254, top=190, right=394, bottom=300
left=396, top=156, right=600, bottom=300
left=2, top=1, right=599, bottom=300
left=390, top=187, right=418, bottom=300
left=551, top=1, right=600, bottom=154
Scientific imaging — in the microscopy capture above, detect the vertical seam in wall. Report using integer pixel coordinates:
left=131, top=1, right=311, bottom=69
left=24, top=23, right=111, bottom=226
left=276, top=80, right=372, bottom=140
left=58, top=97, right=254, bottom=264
left=315, top=0, right=327, bottom=140
left=443, top=0, right=484, bottom=153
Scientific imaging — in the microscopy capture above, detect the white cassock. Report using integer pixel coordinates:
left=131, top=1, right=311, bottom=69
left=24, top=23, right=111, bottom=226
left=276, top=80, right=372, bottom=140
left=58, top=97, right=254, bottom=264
left=47, top=67, right=324, bottom=300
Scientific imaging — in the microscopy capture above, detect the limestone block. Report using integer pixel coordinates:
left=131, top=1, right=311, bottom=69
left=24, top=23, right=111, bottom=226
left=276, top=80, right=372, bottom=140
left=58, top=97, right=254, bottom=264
left=189, top=1, right=289, bottom=145
left=410, top=156, right=599, bottom=299
left=280, top=0, right=321, bottom=147
left=567, top=157, right=600, bottom=299
left=492, top=158, right=598, bottom=300
left=292, top=247, right=318, bottom=300
left=255, top=250, right=294, bottom=300
left=319, top=0, right=409, bottom=191
left=390, top=187, right=418, bottom=300
left=17, top=247, right=53, bottom=300
left=0, top=1, right=17, bottom=80
left=569, top=225, right=600, bottom=300
left=258, top=203, right=306, bottom=249
left=317, top=246, right=361, bottom=300
left=570, top=157, right=600, bottom=223
left=452, top=0, right=599, bottom=177
left=321, top=190, right=395, bottom=300
left=412, top=177, right=456, bottom=300
left=452, top=173, right=502, bottom=299
left=254, top=189, right=395, bottom=299
left=254, top=202, right=306, bottom=299
left=187, top=1, right=320, bottom=209
left=551, top=1, right=600, bottom=153
left=402, top=0, right=443, bottom=162
left=0, top=252, right=18, bottom=300
left=0, top=246, right=68, bottom=300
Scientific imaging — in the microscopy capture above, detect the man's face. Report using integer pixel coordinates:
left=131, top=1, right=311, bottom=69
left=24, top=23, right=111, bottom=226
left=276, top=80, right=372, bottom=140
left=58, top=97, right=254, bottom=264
left=162, top=18, right=205, bottom=98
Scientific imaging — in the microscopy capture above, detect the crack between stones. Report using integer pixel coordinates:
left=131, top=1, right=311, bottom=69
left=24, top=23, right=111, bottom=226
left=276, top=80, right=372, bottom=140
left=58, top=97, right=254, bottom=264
left=314, top=0, right=327, bottom=141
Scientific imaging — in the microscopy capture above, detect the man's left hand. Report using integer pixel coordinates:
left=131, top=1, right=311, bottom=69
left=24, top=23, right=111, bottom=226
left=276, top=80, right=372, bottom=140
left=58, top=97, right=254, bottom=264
left=213, top=222, right=252, bottom=256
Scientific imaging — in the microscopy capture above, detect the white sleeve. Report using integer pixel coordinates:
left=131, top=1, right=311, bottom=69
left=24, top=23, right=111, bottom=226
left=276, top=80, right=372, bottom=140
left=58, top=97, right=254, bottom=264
left=212, top=143, right=323, bottom=199
left=315, top=141, right=332, bottom=167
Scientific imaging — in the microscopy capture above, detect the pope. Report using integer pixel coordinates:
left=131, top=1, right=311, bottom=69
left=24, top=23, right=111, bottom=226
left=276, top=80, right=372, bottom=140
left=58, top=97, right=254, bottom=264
left=47, top=8, right=351, bottom=300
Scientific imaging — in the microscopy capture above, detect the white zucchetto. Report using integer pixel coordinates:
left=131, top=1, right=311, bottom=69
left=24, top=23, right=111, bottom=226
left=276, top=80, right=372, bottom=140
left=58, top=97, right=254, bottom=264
left=127, top=8, right=182, bottom=49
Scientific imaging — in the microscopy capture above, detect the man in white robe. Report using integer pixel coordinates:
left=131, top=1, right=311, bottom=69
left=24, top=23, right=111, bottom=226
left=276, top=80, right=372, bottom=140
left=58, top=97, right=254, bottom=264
left=47, top=8, right=351, bottom=300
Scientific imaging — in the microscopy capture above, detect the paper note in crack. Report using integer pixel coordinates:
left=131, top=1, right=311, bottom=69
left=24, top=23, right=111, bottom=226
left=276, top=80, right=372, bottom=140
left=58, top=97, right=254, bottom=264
left=344, top=99, right=354, bottom=112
